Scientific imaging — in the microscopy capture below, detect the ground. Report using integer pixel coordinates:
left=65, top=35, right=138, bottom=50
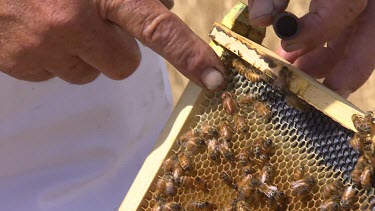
left=167, top=0, right=375, bottom=111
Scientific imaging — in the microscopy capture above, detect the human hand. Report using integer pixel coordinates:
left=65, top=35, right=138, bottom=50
left=0, top=0, right=226, bottom=90
left=248, top=0, right=375, bottom=97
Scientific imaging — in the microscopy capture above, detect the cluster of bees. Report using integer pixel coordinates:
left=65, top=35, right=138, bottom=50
left=319, top=180, right=358, bottom=211
left=152, top=88, right=274, bottom=211
left=152, top=82, right=319, bottom=210
left=290, top=166, right=316, bottom=202
left=230, top=58, right=311, bottom=113
left=151, top=56, right=373, bottom=210
left=349, top=112, right=375, bottom=190
left=222, top=137, right=286, bottom=211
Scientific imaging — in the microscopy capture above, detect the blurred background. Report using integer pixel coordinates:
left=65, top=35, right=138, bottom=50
left=166, top=0, right=374, bottom=111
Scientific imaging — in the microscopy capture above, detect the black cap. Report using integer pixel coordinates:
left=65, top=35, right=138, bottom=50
left=273, top=12, right=299, bottom=40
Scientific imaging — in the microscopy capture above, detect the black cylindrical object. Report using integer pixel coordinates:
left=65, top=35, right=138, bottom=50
left=273, top=12, right=299, bottom=40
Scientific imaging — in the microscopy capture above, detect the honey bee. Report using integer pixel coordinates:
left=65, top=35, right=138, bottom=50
left=236, top=200, right=251, bottom=211
left=232, top=59, right=266, bottom=83
left=245, top=71, right=265, bottom=83
left=238, top=93, right=258, bottom=106
left=172, top=164, right=184, bottom=182
left=349, top=133, right=365, bottom=152
left=152, top=201, right=164, bottom=211
left=340, top=186, right=356, bottom=211
left=352, top=114, right=367, bottom=136
left=362, top=111, right=374, bottom=135
left=291, top=177, right=316, bottom=200
left=254, top=189, right=265, bottom=203
left=201, top=123, right=219, bottom=139
left=242, top=165, right=257, bottom=175
left=351, top=155, right=368, bottom=185
left=162, top=154, right=178, bottom=174
left=285, top=93, right=311, bottom=112
left=186, top=201, right=216, bottom=211
left=222, top=92, right=239, bottom=115
left=238, top=149, right=250, bottom=166
left=178, top=128, right=201, bottom=146
left=221, top=172, right=237, bottom=189
left=154, top=177, right=167, bottom=200
left=182, top=137, right=206, bottom=155
left=219, top=139, right=235, bottom=161
left=269, top=191, right=288, bottom=211
left=238, top=182, right=254, bottom=200
left=233, top=114, right=249, bottom=133
left=260, top=164, right=275, bottom=184
left=237, top=174, right=253, bottom=188
left=275, top=191, right=288, bottom=208
left=323, top=179, right=345, bottom=200
left=273, top=67, right=291, bottom=93
left=360, top=164, right=373, bottom=190
left=254, top=138, right=274, bottom=155
left=237, top=175, right=258, bottom=199
left=369, top=197, right=375, bottom=211
left=164, top=202, right=183, bottom=211
left=254, top=102, right=271, bottom=121
left=177, top=151, right=192, bottom=171
left=164, top=175, right=177, bottom=197
left=207, top=138, right=220, bottom=162
left=223, top=199, right=237, bottom=211
left=177, top=176, right=194, bottom=188
left=194, top=176, right=209, bottom=192
left=258, top=183, right=278, bottom=201
left=367, top=152, right=375, bottom=168
left=364, top=150, right=375, bottom=164
left=319, top=199, right=340, bottom=211
left=293, top=166, right=306, bottom=181
left=254, top=153, right=270, bottom=167
left=219, top=121, right=234, bottom=142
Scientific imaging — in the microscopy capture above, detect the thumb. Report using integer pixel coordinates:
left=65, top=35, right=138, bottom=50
left=105, top=0, right=227, bottom=90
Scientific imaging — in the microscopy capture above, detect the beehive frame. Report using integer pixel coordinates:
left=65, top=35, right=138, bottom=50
left=119, top=2, right=373, bottom=210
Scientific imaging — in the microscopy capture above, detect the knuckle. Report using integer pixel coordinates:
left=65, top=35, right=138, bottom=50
left=140, top=12, right=177, bottom=45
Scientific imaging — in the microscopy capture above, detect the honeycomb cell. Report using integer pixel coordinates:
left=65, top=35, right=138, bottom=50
left=138, top=53, right=374, bottom=211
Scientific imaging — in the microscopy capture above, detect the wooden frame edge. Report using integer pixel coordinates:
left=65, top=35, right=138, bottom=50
left=209, top=22, right=363, bottom=131
left=119, top=82, right=202, bottom=211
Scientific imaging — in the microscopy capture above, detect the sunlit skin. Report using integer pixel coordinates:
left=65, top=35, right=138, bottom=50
left=0, top=0, right=227, bottom=89
left=249, top=0, right=374, bottom=98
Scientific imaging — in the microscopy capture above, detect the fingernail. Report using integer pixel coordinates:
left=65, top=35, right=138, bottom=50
left=249, top=1, right=275, bottom=20
left=284, top=43, right=304, bottom=52
left=201, top=68, right=224, bottom=90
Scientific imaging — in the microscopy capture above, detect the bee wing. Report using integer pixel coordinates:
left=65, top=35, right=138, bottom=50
left=291, top=180, right=306, bottom=190
left=267, top=184, right=278, bottom=192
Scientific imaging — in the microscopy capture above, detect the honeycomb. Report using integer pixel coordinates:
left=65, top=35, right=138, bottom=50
left=139, top=54, right=375, bottom=211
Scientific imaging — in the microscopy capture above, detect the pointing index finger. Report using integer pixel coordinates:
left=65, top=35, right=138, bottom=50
left=106, top=0, right=227, bottom=90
